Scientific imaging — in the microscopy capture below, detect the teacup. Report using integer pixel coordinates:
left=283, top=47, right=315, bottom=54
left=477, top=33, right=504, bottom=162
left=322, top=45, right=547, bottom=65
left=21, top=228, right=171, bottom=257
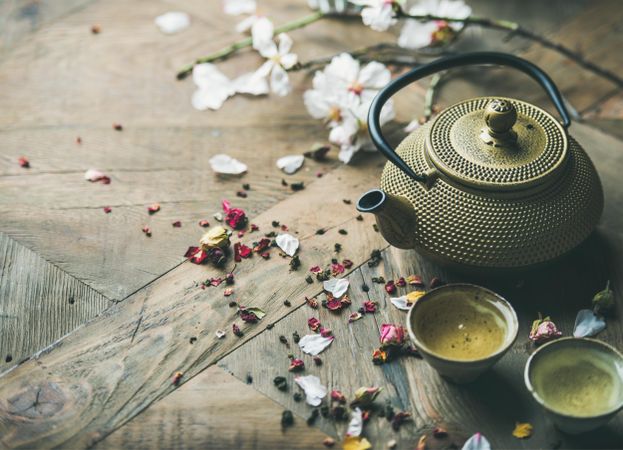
left=524, top=337, right=623, bottom=434
left=407, top=283, right=518, bottom=383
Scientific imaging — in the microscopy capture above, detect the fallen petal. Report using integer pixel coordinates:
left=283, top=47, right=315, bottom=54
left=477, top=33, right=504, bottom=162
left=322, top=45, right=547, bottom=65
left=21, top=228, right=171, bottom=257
left=276, top=155, right=305, bottom=174
left=294, top=374, right=327, bottom=406
left=346, top=407, right=363, bottom=436
left=215, top=329, right=226, bottom=339
left=343, top=436, right=371, bottom=450
left=154, top=11, right=190, bottom=34
left=512, top=422, right=533, bottom=439
left=209, top=154, right=248, bottom=175
left=299, top=333, right=334, bottom=356
left=462, top=433, right=491, bottom=450
left=390, top=296, right=411, bottom=311
left=276, top=233, right=299, bottom=256
left=573, top=309, right=606, bottom=337
left=323, top=278, right=349, bottom=298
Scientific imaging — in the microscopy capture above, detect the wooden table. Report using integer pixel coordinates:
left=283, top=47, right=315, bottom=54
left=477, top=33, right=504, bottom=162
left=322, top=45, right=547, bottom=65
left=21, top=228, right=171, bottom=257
left=1, top=0, right=622, bottom=448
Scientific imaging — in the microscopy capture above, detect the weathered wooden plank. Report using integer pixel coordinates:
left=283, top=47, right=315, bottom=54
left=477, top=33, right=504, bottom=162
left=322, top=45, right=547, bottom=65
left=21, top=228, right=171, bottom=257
left=0, top=163, right=387, bottom=449
left=94, top=365, right=330, bottom=450
left=0, top=231, right=111, bottom=372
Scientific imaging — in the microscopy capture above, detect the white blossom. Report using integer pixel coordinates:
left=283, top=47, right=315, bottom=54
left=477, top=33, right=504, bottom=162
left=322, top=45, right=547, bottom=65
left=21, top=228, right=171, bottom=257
left=398, top=0, right=471, bottom=49
left=321, top=53, right=391, bottom=103
left=250, top=16, right=274, bottom=51
left=350, top=0, right=399, bottom=32
left=223, top=0, right=256, bottom=15
left=253, top=33, right=298, bottom=96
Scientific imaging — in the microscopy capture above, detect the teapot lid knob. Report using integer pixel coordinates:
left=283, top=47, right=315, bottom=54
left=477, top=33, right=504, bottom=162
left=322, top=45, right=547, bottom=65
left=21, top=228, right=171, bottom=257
left=480, top=99, right=517, bottom=146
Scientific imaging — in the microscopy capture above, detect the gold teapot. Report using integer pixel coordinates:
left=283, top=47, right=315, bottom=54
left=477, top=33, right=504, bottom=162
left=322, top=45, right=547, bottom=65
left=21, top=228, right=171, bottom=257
left=357, top=53, right=603, bottom=271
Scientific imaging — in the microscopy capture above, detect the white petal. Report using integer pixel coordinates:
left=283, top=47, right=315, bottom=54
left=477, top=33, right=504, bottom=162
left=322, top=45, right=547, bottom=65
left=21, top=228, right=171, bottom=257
left=208, top=154, right=248, bottom=174
left=304, top=90, right=331, bottom=119
left=255, top=60, right=275, bottom=79
left=223, top=0, right=256, bottom=15
left=277, top=33, right=293, bottom=55
left=233, top=70, right=270, bottom=95
left=280, top=52, right=298, bottom=70
left=324, top=53, right=360, bottom=88
left=84, top=169, right=106, bottom=181
left=462, top=433, right=491, bottom=450
left=404, top=118, right=421, bottom=133
left=276, top=155, right=305, bottom=174
left=270, top=64, right=292, bottom=97
left=154, top=12, right=190, bottom=34
left=192, top=63, right=232, bottom=89
left=390, top=297, right=411, bottom=311
left=252, top=17, right=275, bottom=53
left=192, top=87, right=231, bottom=111
left=235, top=15, right=257, bottom=33
left=215, top=329, right=226, bottom=339
left=294, top=375, right=328, bottom=406
left=358, top=61, right=390, bottom=89
left=338, top=144, right=359, bottom=163
left=437, top=0, right=472, bottom=21
left=346, top=408, right=363, bottom=437
left=361, top=4, right=396, bottom=32
left=323, top=278, right=349, bottom=298
left=398, top=20, right=437, bottom=49
left=298, top=334, right=335, bottom=356
left=573, top=309, right=606, bottom=337
left=275, top=233, right=299, bottom=256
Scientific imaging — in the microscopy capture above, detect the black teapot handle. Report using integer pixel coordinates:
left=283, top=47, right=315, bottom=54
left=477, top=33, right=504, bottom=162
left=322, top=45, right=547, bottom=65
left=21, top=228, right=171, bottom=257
left=368, top=52, right=571, bottom=183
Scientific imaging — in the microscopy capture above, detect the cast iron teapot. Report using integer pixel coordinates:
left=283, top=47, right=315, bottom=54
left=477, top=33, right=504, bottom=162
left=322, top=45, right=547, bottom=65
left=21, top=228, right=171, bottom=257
left=357, top=52, right=603, bottom=271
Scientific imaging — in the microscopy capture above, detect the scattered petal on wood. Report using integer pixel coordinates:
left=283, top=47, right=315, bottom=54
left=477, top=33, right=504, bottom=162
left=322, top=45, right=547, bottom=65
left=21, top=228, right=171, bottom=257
left=172, top=221, right=182, bottom=227
left=461, top=433, right=491, bottom=450
left=294, top=374, right=327, bottom=406
left=148, top=203, right=161, bottom=214
left=343, top=436, right=371, bottom=450
left=142, top=226, right=152, bottom=237
left=299, top=334, right=334, bottom=355
left=512, top=422, right=533, bottom=439
left=84, top=168, right=111, bottom=184
left=391, top=290, right=426, bottom=310
left=103, top=207, right=112, bottom=214
left=346, top=407, right=363, bottom=437
left=276, top=154, right=305, bottom=174
left=275, top=233, right=299, bottom=256
left=18, top=156, right=30, bottom=168
left=323, top=278, right=349, bottom=298
left=154, top=11, right=191, bottom=34
left=573, top=309, right=606, bottom=337
left=209, top=154, right=248, bottom=174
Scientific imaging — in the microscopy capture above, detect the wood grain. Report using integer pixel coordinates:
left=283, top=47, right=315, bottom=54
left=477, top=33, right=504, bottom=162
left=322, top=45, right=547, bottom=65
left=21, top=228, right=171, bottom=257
left=0, top=163, right=387, bottom=449
left=94, top=365, right=330, bottom=450
left=0, top=232, right=111, bottom=373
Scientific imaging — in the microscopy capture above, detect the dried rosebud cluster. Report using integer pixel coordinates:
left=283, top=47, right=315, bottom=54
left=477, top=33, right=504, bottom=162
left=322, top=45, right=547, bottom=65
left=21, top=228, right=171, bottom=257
left=351, top=386, right=382, bottom=408
left=222, top=200, right=247, bottom=230
left=372, top=324, right=418, bottom=365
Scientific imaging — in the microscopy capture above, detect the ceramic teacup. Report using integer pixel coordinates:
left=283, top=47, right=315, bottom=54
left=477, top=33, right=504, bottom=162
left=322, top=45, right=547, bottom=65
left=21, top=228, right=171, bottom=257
left=407, top=284, right=518, bottom=383
left=524, top=337, right=623, bottom=434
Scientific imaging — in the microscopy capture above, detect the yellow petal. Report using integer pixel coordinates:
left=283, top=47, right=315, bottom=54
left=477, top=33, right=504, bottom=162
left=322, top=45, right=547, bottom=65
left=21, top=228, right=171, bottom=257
left=512, top=422, right=533, bottom=439
left=343, top=436, right=372, bottom=450
left=406, top=290, right=426, bottom=304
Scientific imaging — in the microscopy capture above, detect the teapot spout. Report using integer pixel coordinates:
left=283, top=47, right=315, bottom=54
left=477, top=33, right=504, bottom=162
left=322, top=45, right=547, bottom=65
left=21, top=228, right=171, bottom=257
left=357, top=189, right=416, bottom=249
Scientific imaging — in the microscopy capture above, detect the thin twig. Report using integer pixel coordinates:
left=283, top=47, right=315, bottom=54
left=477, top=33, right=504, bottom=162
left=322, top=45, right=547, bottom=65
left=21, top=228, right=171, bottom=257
left=424, top=73, right=443, bottom=121
left=396, top=9, right=623, bottom=88
left=176, top=11, right=326, bottom=80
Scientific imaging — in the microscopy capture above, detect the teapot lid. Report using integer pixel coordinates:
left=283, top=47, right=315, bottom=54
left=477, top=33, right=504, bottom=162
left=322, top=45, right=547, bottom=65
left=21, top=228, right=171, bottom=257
left=426, top=97, right=568, bottom=191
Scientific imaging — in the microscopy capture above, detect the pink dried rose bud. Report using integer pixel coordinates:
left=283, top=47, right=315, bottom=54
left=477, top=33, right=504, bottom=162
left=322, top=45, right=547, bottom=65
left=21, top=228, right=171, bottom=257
left=222, top=200, right=247, bottom=230
left=147, top=203, right=160, bottom=214
left=18, top=156, right=30, bottom=168
left=363, top=301, right=377, bottom=313
left=384, top=280, right=396, bottom=294
left=308, top=317, right=321, bottom=332
left=529, top=316, right=562, bottom=344
left=288, top=358, right=305, bottom=372
left=103, top=206, right=112, bottom=214
left=331, top=389, right=346, bottom=403
left=351, top=386, right=382, bottom=407
left=380, top=323, right=406, bottom=347
left=396, top=277, right=406, bottom=287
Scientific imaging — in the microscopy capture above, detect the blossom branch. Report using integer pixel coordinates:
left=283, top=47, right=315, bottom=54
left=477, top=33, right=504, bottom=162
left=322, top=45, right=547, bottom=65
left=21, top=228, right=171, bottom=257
left=396, top=9, right=623, bottom=88
left=424, top=72, right=443, bottom=121
left=176, top=11, right=326, bottom=80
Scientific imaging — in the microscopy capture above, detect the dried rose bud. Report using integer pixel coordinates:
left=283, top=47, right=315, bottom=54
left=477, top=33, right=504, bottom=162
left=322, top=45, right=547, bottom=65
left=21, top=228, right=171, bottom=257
left=199, top=219, right=210, bottom=227
left=396, top=277, right=406, bottom=287
left=313, top=356, right=322, bottom=366
left=225, top=272, right=235, bottom=285
left=407, top=275, right=424, bottom=287
left=232, top=323, right=243, bottom=337
left=330, top=389, right=346, bottom=403
left=308, top=317, right=321, bottom=332
left=385, top=280, right=396, bottom=294
left=325, top=297, right=343, bottom=311
left=142, top=225, right=152, bottom=237
left=103, top=206, right=112, bottom=214
left=222, top=200, right=248, bottom=230
left=529, top=315, right=562, bottom=344
left=147, top=203, right=160, bottom=214
left=372, top=348, right=388, bottom=365
left=288, top=358, right=305, bottom=372
left=273, top=376, right=287, bottom=391
left=351, top=386, right=382, bottom=408
left=592, top=281, right=614, bottom=315
left=306, top=297, right=319, bottom=309
left=223, top=288, right=234, bottom=297
left=430, top=277, right=443, bottom=289
left=200, top=226, right=231, bottom=251
left=207, top=247, right=226, bottom=266
left=391, top=411, right=411, bottom=431
left=380, top=323, right=406, bottom=347
left=363, top=301, right=377, bottom=313
left=172, top=371, right=183, bottom=385
left=281, top=410, right=294, bottom=428
left=18, top=156, right=30, bottom=168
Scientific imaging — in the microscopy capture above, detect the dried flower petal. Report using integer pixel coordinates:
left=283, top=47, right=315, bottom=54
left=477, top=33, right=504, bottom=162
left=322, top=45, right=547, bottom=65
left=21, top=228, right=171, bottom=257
left=391, top=411, right=411, bottom=431
left=320, top=327, right=332, bottom=338
left=215, top=329, right=226, bottom=339
left=331, top=389, right=346, bottom=403
left=331, top=262, right=345, bottom=276
left=372, top=348, right=387, bottom=365
left=84, top=168, right=110, bottom=184
left=349, top=312, right=363, bottom=323
left=391, top=291, right=426, bottom=311
left=307, top=297, right=319, bottom=309
left=322, top=437, right=335, bottom=447
left=172, top=371, right=183, bottom=385
left=142, top=225, right=152, bottom=237
left=184, top=246, right=208, bottom=264
left=416, top=435, right=427, bottom=450
left=407, top=275, right=424, bottom=287
left=433, top=427, right=448, bottom=438
left=239, top=306, right=265, bottom=323
left=529, top=315, right=562, bottom=344
left=351, top=387, right=382, bottom=408
left=310, top=266, right=322, bottom=274
left=252, top=238, right=271, bottom=253
left=294, top=374, right=327, bottom=406
left=199, top=219, right=210, bottom=227
left=384, top=280, right=396, bottom=294
left=462, top=433, right=491, bottom=450
left=363, top=301, right=377, bottom=313
left=200, top=226, right=231, bottom=250
left=209, top=154, right=247, bottom=174
left=396, top=277, right=406, bottom=287
left=148, top=203, right=161, bottom=214
left=346, top=407, right=363, bottom=436
left=103, top=206, right=112, bottom=214
left=299, top=333, right=334, bottom=355
left=232, top=323, right=243, bottom=337
left=573, top=309, right=606, bottom=337
left=276, top=233, right=299, bottom=256
left=343, top=436, right=371, bottom=450
left=343, top=259, right=354, bottom=269
left=18, top=156, right=30, bottom=168
left=224, top=288, right=234, bottom=296
left=308, top=317, right=321, bottom=332
left=288, top=358, right=305, bottom=372
left=512, top=422, right=533, bottom=439
left=172, top=220, right=182, bottom=227
left=276, top=154, right=305, bottom=174
left=323, top=278, right=349, bottom=298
